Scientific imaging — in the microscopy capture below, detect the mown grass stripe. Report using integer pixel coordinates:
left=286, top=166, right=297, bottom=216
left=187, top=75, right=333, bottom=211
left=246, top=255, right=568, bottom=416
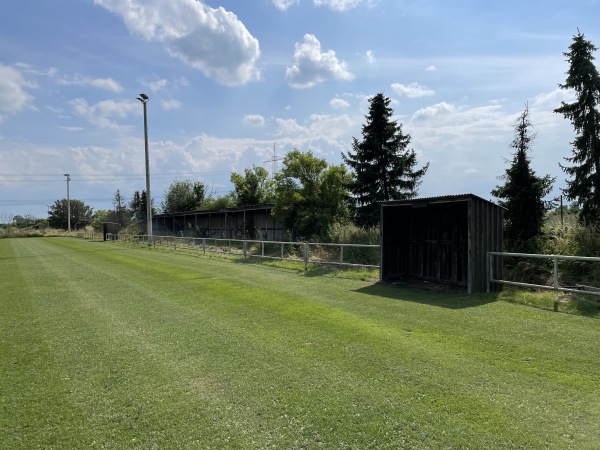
left=1, top=237, right=599, bottom=448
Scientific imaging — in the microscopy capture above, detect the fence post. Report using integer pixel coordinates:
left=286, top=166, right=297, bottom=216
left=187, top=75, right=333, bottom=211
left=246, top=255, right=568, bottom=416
left=340, top=245, right=344, bottom=264
left=262, top=241, right=265, bottom=257
left=553, top=256, right=559, bottom=312
left=553, top=257, right=559, bottom=290
left=243, top=240, right=247, bottom=258
left=304, top=242, right=309, bottom=271
left=281, top=242, right=284, bottom=260
left=203, top=238, right=206, bottom=255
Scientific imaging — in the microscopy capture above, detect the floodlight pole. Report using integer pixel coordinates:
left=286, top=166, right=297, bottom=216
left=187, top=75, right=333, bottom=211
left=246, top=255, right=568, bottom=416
left=137, top=93, right=152, bottom=245
left=63, top=173, right=71, bottom=233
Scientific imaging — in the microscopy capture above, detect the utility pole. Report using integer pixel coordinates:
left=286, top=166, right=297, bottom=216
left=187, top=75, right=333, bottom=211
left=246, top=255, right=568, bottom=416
left=63, top=173, right=71, bottom=233
left=137, top=93, right=152, bottom=245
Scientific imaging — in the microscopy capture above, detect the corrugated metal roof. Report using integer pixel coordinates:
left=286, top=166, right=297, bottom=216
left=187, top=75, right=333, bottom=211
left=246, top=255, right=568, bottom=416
left=153, top=203, right=275, bottom=218
left=380, top=193, right=504, bottom=208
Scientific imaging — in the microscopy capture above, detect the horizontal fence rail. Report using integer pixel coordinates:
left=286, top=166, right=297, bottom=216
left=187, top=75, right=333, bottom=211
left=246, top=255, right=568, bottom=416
left=487, top=251, right=600, bottom=297
left=106, top=234, right=380, bottom=270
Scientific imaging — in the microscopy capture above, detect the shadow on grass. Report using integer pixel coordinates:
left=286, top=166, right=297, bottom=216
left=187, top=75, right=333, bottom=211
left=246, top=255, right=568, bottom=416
left=354, top=281, right=500, bottom=309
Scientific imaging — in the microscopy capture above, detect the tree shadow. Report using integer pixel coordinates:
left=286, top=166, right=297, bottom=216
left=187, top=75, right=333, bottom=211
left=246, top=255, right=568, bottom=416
left=354, top=280, right=500, bottom=309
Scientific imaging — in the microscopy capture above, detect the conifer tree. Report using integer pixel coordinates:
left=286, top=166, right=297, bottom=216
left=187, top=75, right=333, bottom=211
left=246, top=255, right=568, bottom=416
left=554, top=31, right=600, bottom=223
left=342, top=93, right=429, bottom=227
left=492, top=105, right=554, bottom=249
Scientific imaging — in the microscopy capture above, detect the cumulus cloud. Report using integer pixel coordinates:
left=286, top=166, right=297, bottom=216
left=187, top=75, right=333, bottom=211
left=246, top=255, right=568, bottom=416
left=0, top=65, right=36, bottom=120
left=313, top=0, right=367, bottom=11
left=285, top=34, right=353, bottom=88
left=243, top=114, right=266, bottom=127
left=94, top=0, right=260, bottom=86
left=426, top=65, right=437, bottom=72
left=56, top=73, right=123, bottom=92
left=391, top=82, right=435, bottom=98
left=275, top=113, right=355, bottom=140
left=70, top=98, right=138, bottom=129
left=272, top=0, right=299, bottom=10
left=143, top=79, right=169, bottom=93
left=364, top=49, right=376, bottom=63
left=329, top=98, right=349, bottom=109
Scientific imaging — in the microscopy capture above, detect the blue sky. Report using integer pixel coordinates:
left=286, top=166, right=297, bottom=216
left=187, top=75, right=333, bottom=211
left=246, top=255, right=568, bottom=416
left=1, top=0, right=599, bottom=220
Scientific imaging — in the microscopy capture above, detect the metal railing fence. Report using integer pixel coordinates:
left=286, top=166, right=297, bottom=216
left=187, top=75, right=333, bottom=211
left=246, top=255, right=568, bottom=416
left=106, top=234, right=380, bottom=270
left=487, top=251, right=600, bottom=296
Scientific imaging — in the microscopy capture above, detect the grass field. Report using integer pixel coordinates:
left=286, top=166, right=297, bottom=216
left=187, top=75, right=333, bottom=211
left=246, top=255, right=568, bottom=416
left=1, top=237, right=599, bottom=449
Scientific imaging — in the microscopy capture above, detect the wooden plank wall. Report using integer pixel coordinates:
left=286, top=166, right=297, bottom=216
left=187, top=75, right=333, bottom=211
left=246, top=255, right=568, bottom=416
left=153, top=208, right=283, bottom=240
left=381, top=196, right=503, bottom=294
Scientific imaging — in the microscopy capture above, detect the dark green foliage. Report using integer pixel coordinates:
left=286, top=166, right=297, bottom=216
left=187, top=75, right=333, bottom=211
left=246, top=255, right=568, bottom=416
left=343, top=93, right=429, bottom=227
left=112, top=189, right=130, bottom=227
left=202, top=194, right=236, bottom=210
left=554, top=32, right=600, bottom=223
left=129, top=190, right=156, bottom=227
left=161, top=180, right=206, bottom=213
left=48, top=199, right=93, bottom=230
left=273, top=150, right=351, bottom=240
left=230, top=165, right=275, bottom=206
left=492, top=105, right=555, bottom=251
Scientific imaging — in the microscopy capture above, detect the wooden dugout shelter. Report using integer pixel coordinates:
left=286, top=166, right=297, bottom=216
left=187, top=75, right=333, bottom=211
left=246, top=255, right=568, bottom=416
left=380, top=194, right=504, bottom=293
left=152, top=204, right=283, bottom=240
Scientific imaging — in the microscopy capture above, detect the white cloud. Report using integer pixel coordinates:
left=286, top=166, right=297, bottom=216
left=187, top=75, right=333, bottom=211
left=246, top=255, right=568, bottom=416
left=391, top=82, right=435, bottom=98
left=56, top=73, right=123, bottom=92
left=329, top=98, right=349, bottom=109
left=243, top=114, right=266, bottom=127
left=364, top=50, right=376, bottom=63
left=426, top=65, right=437, bottom=72
left=285, top=34, right=353, bottom=89
left=161, top=99, right=182, bottom=110
left=275, top=113, right=355, bottom=140
left=275, top=118, right=306, bottom=135
left=144, top=79, right=168, bottom=93
left=0, top=65, right=36, bottom=120
left=94, top=0, right=261, bottom=86
left=57, top=126, right=84, bottom=132
left=313, top=0, right=368, bottom=11
left=70, top=98, right=138, bottom=129
left=272, top=0, right=299, bottom=10
left=273, top=0, right=367, bottom=10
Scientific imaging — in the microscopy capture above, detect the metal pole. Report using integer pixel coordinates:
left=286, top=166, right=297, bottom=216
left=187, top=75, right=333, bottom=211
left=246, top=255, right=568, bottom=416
left=63, top=174, right=71, bottom=233
left=137, top=93, right=152, bottom=246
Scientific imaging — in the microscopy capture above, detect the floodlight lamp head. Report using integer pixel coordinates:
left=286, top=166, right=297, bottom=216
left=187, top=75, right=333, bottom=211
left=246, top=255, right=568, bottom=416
left=139, top=93, right=148, bottom=101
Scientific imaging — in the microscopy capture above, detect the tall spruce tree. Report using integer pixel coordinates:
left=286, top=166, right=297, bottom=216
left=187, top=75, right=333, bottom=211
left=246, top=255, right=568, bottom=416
left=343, top=93, right=429, bottom=226
left=492, top=105, right=555, bottom=249
left=554, top=31, right=600, bottom=223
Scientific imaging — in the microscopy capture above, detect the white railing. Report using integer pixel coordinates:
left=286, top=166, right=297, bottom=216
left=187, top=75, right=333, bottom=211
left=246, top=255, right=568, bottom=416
left=487, top=251, right=600, bottom=296
left=106, top=234, right=380, bottom=270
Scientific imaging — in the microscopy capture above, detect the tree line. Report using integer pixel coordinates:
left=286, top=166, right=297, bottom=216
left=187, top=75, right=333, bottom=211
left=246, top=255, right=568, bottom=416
left=37, top=32, right=600, bottom=247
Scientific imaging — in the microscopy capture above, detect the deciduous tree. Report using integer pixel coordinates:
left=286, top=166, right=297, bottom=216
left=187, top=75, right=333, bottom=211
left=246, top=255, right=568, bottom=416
left=161, top=180, right=206, bottom=213
left=231, top=165, right=275, bottom=206
left=274, top=150, right=350, bottom=240
left=48, top=199, right=93, bottom=230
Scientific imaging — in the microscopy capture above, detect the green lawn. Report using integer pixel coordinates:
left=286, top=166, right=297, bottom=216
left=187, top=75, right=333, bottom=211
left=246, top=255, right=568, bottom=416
left=1, top=237, right=599, bottom=449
